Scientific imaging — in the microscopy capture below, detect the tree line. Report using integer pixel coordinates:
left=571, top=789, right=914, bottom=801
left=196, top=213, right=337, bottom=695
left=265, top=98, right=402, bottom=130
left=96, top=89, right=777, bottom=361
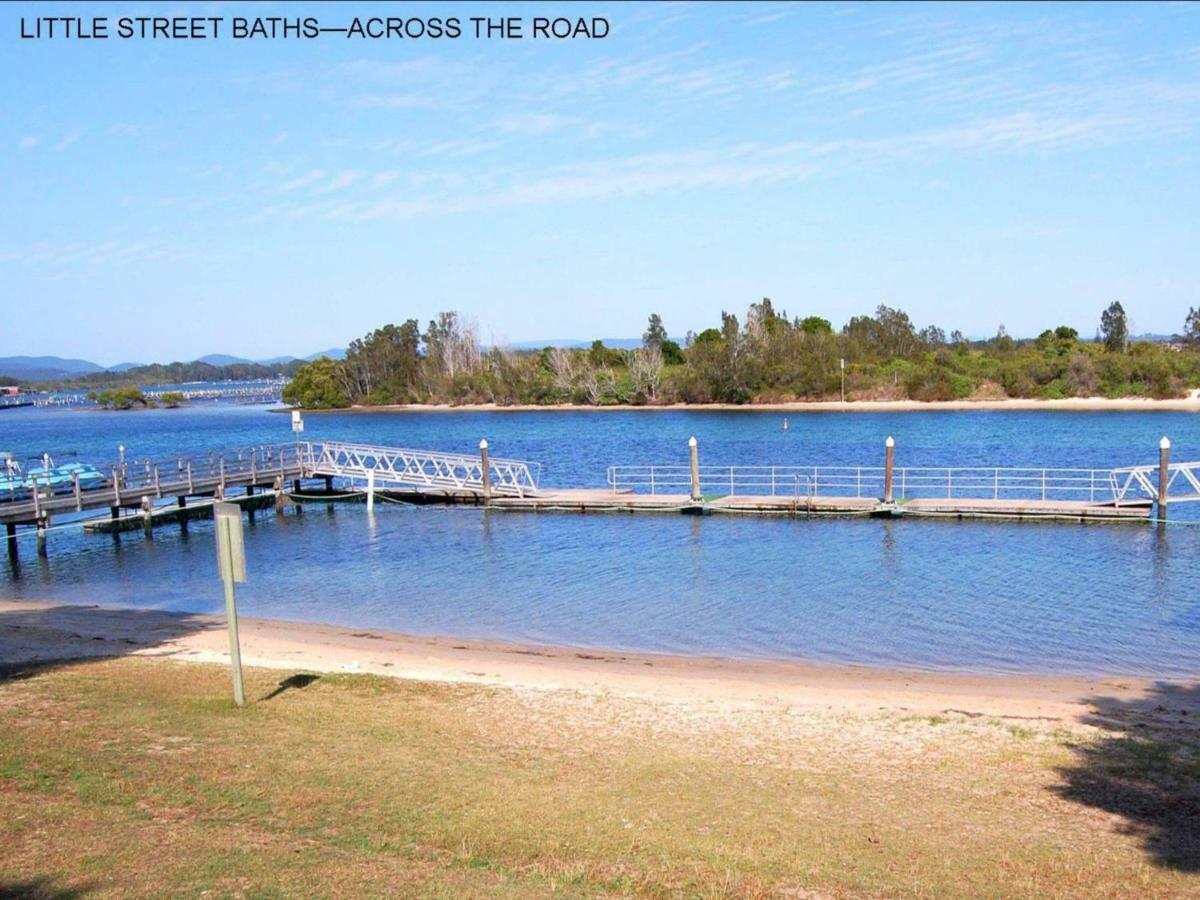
left=281, top=303, right=1200, bottom=408
left=7, top=360, right=306, bottom=392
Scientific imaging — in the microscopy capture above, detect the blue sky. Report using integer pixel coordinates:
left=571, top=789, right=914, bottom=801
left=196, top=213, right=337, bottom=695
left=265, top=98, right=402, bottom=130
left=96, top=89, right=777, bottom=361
left=2, top=2, right=1199, bottom=365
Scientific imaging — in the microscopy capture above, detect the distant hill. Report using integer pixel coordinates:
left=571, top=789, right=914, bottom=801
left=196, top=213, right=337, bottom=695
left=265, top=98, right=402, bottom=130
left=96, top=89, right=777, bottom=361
left=304, top=348, right=346, bottom=361
left=507, top=337, right=646, bottom=351
left=193, top=353, right=255, bottom=366
left=107, top=362, right=145, bottom=372
left=0, top=355, right=105, bottom=380
left=257, top=355, right=300, bottom=366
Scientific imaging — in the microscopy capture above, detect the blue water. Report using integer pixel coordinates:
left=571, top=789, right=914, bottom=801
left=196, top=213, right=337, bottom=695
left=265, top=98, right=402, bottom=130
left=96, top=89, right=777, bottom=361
left=2, top=403, right=1199, bottom=676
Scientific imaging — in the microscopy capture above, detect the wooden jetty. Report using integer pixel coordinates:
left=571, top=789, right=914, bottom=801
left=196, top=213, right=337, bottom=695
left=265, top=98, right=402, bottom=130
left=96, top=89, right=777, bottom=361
left=3, top=436, right=1195, bottom=558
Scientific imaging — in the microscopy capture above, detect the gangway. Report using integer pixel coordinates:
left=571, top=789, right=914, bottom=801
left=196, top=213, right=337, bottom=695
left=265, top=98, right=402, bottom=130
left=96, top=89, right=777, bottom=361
left=1110, top=461, right=1200, bottom=505
left=305, top=441, right=540, bottom=498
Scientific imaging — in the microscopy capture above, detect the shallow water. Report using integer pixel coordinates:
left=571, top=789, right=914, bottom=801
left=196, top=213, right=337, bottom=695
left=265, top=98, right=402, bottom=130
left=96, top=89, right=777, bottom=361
left=2, top=403, right=1199, bottom=676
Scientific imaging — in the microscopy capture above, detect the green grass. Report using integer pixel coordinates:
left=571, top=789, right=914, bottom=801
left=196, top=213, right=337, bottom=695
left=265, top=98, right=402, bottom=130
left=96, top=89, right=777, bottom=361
left=0, top=658, right=1196, bottom=898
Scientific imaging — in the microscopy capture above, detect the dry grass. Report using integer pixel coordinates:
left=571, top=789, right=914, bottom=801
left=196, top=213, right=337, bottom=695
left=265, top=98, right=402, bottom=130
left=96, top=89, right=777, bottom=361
left=0, top=657, right=1196, bottom=898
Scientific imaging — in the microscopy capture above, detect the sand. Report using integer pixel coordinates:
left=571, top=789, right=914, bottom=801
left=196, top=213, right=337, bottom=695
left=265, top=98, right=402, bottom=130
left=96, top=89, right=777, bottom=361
left=291, top=390, right=1200, bottom=414
left=0, top=599, right=1182, bottom=730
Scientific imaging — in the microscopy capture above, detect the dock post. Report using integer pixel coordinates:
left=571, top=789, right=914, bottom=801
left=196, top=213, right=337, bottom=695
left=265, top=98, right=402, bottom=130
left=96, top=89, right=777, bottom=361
left=366, top=470, right=376, bottom=512
left=323, top=475, right=333, bottom=494
left=689, top=437, right=702, bottom=502
left=187, top=461, right=194, bottom=495
left=274, top=477, right=285, bottom=513
left=219, top=457, right=227, bottom=495
left=5, top=523, right=16, bottom=562
left=883, top=436, right=896, bottom=503
left=1158, top=436, right=1171, bottom=523
left=36, top=518, right=47, bottom=557
left=141, top=496, right=153, bottom=537
left=479, top=439, right=492, bottom=503
left=73, top=472, right=82, bottom=511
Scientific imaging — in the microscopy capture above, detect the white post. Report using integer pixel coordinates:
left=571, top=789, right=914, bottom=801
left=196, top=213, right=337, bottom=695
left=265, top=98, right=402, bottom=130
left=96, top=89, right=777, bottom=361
left=1158, top=436, right=1171, bottom=523
left=366, top=469, right=375, bottom=512
left=479, top=439, right=492, bottom=502
left=215, top=502, right=247, bottom=707
left=883, top=436, right=895, bottom=503
left=688, top=437, right=701, bottom=502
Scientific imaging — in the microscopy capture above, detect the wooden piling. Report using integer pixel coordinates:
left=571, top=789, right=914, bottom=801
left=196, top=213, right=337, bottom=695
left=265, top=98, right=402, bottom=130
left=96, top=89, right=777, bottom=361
left=479, top=439, right=492, bottom=503
left=36, top=519, right=47, bottom=557
left=689, top=437, right=701, bottom=502
left=883, top=436, right=896, bottom=503
left=274, top=477, right=285, bottom=512
left=1158, top=436, right=1171, bottom=523
left=73, top=472, right=82, bottom=511
left=5, top=522, right=16, bottom=561
left=141, top=496, right=153, bottom=537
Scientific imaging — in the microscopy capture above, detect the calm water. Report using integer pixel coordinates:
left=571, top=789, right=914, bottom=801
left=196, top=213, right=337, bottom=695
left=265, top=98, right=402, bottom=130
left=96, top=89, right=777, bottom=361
left=2, top=403, right=1199, bottom=676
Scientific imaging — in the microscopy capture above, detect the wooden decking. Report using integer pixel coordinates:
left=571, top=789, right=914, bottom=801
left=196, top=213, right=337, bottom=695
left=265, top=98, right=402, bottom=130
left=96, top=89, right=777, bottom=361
left=490, top=490, right=1149, bottom=520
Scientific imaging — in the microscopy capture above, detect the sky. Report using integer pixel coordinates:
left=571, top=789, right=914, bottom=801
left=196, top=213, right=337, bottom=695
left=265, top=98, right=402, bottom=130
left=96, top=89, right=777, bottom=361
left=2, top=1, right=1199, bottom=366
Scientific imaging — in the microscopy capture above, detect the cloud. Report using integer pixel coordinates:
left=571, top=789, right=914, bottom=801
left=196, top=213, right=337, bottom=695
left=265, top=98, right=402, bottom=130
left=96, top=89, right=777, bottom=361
left=17, top=135, right=38, bottom=150
left=316, top=170, right=362, bottom=193
left=350, top=93, right=438, bottom=110
left=278, top=169, right=327, bottom=192
left=53, top=132, right=82, bottom=151
left=0, top=240, right=193, bottom=267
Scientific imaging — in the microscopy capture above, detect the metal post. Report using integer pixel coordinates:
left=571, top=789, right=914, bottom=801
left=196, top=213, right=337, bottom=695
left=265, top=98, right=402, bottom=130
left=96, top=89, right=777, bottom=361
left=219, top=457, right=226, bottom=495
left=73, top=472, right=82, bottom=511
left=883, top=436, right=895, bottom=503
left=366, top=469, right=376, bottom=512
left=112, top=467, right=122, bottom=507
left=187, top=461, right=194, bottom=494
left=688, top=437, right=701, bottom=502
left=1158, top=436, right=1171, bottom=523
left=479, top=439, right=492, bottom=502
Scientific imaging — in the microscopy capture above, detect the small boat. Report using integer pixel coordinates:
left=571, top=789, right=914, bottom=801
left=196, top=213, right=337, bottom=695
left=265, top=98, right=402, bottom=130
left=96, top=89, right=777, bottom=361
left=0, top=453, right=107, bottom=502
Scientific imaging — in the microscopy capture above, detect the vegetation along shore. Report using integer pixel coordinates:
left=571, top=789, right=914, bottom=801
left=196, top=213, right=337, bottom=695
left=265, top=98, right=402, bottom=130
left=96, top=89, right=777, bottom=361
left=283, top=301, right=1200, bottom=409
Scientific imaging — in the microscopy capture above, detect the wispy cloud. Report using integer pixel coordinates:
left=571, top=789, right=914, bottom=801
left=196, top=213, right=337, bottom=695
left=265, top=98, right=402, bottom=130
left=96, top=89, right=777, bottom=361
left=0, top=240, right=193, bottom=267
left=53, top=132, right=82, bottom=151
left=17, top=135, right=38, bottom=150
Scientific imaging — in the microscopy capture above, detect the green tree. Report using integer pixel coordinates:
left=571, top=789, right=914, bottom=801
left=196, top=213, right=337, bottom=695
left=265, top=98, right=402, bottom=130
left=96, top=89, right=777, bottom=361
left=643, top=313, right=668, bottom=348
left=1184, top=307, right=1200, bottom=346
left=1100, top=301, right=1128, bottom=352
left=799, top=316, right=832, bottom=335
left=282, top=358, right=351, bottom=409
left=659, top=339, right=685, bottom=366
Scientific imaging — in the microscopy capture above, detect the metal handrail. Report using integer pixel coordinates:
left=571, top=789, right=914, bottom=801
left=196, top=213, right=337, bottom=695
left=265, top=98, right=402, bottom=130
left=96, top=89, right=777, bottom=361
left=607, top=464, right=1147, bottom=503
left=307, top=440, right=540, bottom=498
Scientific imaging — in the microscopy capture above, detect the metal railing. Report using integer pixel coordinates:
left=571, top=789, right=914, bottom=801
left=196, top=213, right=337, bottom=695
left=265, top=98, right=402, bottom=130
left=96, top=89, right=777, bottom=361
left=607, top=464, right=1146, bottom=504
left=306, top=441, right=541, bottom=498
left=1110, top=462, right=1200, bottom=505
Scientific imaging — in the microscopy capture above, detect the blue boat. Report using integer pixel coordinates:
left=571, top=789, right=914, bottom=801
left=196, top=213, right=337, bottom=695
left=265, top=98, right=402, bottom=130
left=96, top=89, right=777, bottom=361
left=0, top=453, right=107, bottom=502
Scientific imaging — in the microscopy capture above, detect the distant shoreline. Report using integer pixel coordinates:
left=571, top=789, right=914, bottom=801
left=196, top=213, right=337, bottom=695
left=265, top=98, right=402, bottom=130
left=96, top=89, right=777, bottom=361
left=289, top=391, right=1200, bottom=414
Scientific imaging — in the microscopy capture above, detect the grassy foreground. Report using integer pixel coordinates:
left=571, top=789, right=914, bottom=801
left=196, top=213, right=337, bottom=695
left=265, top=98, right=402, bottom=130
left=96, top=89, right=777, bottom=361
left=0, top=658, right=1196, bottom=898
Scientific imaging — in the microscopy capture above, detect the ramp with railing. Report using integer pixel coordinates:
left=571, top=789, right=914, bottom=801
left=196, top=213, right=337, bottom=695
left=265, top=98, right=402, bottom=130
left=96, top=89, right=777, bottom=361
left=305, top=441, right=540, bottom=498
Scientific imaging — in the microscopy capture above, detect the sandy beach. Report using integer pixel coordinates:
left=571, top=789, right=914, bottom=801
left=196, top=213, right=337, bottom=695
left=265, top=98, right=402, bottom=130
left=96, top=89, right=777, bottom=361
left=0, top=599, right=1182, bottom=729
left=290, top=390, right=1200, bottom=414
